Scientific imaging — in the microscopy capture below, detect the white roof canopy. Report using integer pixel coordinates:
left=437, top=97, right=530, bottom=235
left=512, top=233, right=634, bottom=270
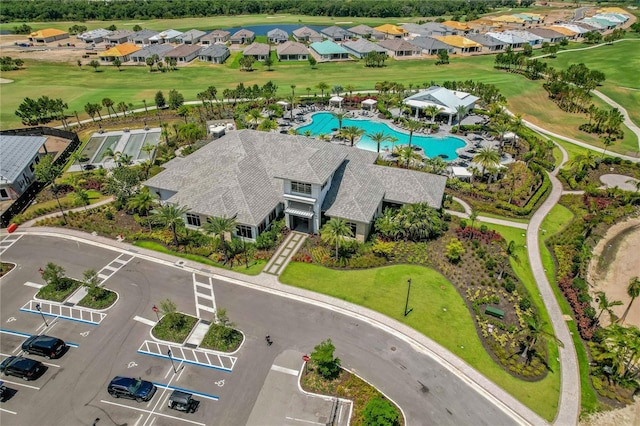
left=361, top=99, right=377, bottom=105
left=403, top=99, right=454, bottom=115
left=451, top=166, right=473, bottom=178
left=329, top=96, right=344, bottom=103
left=277, top=100, right=290, bottom=107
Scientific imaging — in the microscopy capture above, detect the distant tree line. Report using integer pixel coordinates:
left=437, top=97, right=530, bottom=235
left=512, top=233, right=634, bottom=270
left=0, top=0, right=533, bottom=23
left=1, top=56, right=24, bottom=71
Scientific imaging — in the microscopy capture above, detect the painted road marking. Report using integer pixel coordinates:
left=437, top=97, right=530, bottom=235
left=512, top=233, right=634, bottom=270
left=95, top=253, right=134, bottom=284
left=20, top=300, right=106, bottom=325
left=0, top=234, right=22, bottom=255
left=138, top=340, right=236, bottom=372
left=0, top=329, right=79, bottom=347
left=152, top=383, right=219, bottom=401
left=100, top=400, right=206, bottom=426
left=133, top=316, right=157, bottom=327
left=285, top=417, right=326, bottom=425
left=24, top=282, right=44, bottom=289
left=192, top=274, right=216, bottom=320
left=271, top=365, right=299, bottom=376
left=0, top=378, right=40, bottom=390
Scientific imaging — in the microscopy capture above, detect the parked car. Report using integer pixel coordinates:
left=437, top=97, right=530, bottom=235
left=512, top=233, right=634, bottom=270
left=107, top=376, right=157, bottom=402
left=168, top=390, right=199, bottom=413
left=0, top=356, right=44, bottom=381
left=22, top=335, right=67, bottom=359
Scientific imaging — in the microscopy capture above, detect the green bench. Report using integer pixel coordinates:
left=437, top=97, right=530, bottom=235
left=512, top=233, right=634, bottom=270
left=485, top=306, right=505, bottom=319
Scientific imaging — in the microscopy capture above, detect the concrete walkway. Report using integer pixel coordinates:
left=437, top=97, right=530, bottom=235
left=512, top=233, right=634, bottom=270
left=20, top=196, right=115, bottom=228
left=263, top=232, right=307, bottom=276
left=447, top=197, right=529, bottom=230
left=592, top=89, right=640, bottom=152
left=525, top=149, right=580, bottom=426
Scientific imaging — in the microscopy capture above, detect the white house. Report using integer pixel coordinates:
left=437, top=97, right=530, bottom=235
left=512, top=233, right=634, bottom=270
left=403, top=86, right=480, bottom=124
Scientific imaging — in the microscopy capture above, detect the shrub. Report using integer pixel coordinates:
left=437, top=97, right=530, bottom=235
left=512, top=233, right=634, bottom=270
left=446, top=238, right=465, bottom=263
left=363, top=397, right=399, bottom=426
left=519, top=298, right=532, bottom=311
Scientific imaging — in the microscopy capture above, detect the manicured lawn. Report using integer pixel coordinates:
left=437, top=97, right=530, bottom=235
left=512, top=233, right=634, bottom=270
left=477, top=212, right=530, bottom=224
left=133, top=240, right=266, bottom=275
left=539, top=204, right=600, bottom=414
left=36, top=278, right=82, bottom=302
left=279, top=263, right=559, bottom=421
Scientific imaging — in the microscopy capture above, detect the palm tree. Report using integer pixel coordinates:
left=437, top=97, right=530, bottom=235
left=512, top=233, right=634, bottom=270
left=619, top=276, right=640, bottom=324
left=290, top=84, right=296, bottom=96
left=127, top=188, right=157, bottom=216
left=69, top=150, right=85, bottom=169
left=332, top=111, right=348, bottom=130
left=367, top=131, right=393, bottom=154
left=151, top=204, right=189, bottom=246
left=141, top=143, right=156, bottom=163
left=203, top=215, right=238, bottom=263
left=340, top=126, right=365, bottom=147
left=520, top=314, right=564, bottom=363
left=316, top=82, right=329, bottom=103
left=625, top=178, right=640, bottom=192
left=102, top=147, right=120, bottom=165
left=455, top=105, right=467, bottom=126
left=396, top=146, right=420, bottom=169
left=321, top=218, right=353, bottom=260
left=569, top=151, right=597, bottom=174
left=474, top=147, right=500, bottom=176
left=595, top=291, right=623, bottom=323
left=245, top=108, right=263, bottom=129
left=257, top=118, right=278, bottom=132
left=73, top=188, right=90, bottom=210
left=491, top=121, right=512, bottom=153
left=102, top=98, right=115, bottom=117
left=403, top=119, right=422, bottom=148
left=424, top=105, right=443, bottom=124
left=344, top=84, right=355, bottom=99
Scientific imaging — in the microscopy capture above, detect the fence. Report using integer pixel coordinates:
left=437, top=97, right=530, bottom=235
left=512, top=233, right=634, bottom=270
left=1, top=127, right=81, bottom=228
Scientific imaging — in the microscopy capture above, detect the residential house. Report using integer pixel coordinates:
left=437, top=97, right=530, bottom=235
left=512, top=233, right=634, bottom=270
left=525, top=28, right=566, bottom=44
left=144, top=130, right=447, bottom=241
left=309, top=40, right=350, bottom=61
left=29, top=28, right=69, bottom=43
left=130, top=29, right=159, bottom=45
left=485, top=31, right=526, bottom=49
left=198, top=44, right=230, bottom=64
left=0, top=135, right=46, bottom=201
left=200, top=30, right=230, bottom=45
left=98, top=43, right=141, bottom=62
left=320, top=26, right=351, bottom=42
left=467, top=18, right=503, bottom=33
left=580, top=17, right=615, bottom=30
left=292, top=27, right=323, bottom=43
left=377, top=39, right=421, bottom=58
left=548, top=25, right=580, bottom=40
left=501, top=30, right=544, bottom=46
left=417, top=22, right=455, bottom=37
left=77, top=28, right=111, bottom=44
left=105, top=29, right=135, bottom=45
left=434, top=35, right=482, bottom=53
left=149, top=29, right=183, bottom=44
left=490, top=15, right=526, bottom=28
left=341, top=39, right=387, bottom=59
left=242, top=42, right=270, bottom=61
left=373, top=24, right=407, bottom=39
left=407, top=36, right=454, bottom=55
left=130, top=44, right=175, bottom=63
left=230, top=29, right=255, bottom=45
left=275, top=41, right=309, bottom=61
left=164, top=44, right=202, bottom=63
left=178, top=29, right=206, bottom=44
left=267, top=28, right=289, bottom=44
left=465, top=34, right=505, bottom=52
left=403, top=86, right=479, bottom=124
left=441, top=21, right=473, bottom=34
left=597, top=13, right=629, bottom=23
left=347, top=24, right=385, bottom=40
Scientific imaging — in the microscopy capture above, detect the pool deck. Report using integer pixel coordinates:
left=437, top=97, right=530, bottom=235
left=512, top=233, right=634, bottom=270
left=289, top=105, right=512, bottom=169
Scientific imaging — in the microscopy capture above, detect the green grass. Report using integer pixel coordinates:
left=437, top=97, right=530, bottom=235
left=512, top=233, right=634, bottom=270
left=539, top=203, right=600, bottom=415
left=36, top=278, right=82, bottom=302
left=199, top=324, right=243, bottom=352
left=279, top=263, right=559, bottom=421
left=478, top=212, right=530, bottom=224
left=152, top=313, right=198, bottom=343
left=77, top=289, right=117, bottom=309
left=133, top=240, right=265, bottom=275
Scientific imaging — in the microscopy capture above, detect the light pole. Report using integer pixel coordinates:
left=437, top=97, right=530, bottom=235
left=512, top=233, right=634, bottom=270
left=35, top=303, right=49, bottom=327
left=167, top=349, right=178, bottom=374
left=404, top=278, right=413, bottom=317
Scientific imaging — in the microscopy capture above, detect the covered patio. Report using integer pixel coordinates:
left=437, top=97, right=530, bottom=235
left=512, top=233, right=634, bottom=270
left=361, top=98, right=378, bottom=110
left=403, top=99, right=455, bottom=124
left=329, top=96, right=344, bottom=109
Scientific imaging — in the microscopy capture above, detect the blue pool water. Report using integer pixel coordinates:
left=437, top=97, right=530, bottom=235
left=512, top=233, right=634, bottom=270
left=297, top=112, right=466, bottom=160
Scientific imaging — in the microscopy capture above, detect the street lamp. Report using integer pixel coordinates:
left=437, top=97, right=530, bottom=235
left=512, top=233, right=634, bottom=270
left=404, top=278, right=413, bottom=317
left=35, top=303, right=49, bottom=327
left=167, top=349, right=178, bottom=374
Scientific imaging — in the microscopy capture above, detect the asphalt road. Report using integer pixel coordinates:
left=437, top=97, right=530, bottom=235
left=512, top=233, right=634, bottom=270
left=0, top=235, right=519, bottom=425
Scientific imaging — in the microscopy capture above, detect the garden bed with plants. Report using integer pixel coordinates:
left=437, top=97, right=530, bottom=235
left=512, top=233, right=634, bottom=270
left=152, top=313, right=198, bottom=344
left=558, top=155, right=640, bottom=191
left=199, top=308, right=243, bottom=352
left=77, top=289, right=117, bottom=310
left=293, top=205, right=549, bottom=380
left=36, top=277, right=82, bottom=302
left=1, top=262, right=15, bottom=278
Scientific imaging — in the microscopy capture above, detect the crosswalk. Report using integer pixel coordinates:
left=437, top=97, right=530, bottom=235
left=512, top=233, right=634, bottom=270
left=96, top=253, right=134, bottom=283
left=0, top=234, right=22, bottom=256
left=138, top=340, right=236, bottom=372
left=192, top=273, right=217, bottom=321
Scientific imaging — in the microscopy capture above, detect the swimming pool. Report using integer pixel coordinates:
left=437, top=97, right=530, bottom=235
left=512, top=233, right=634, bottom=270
left=297, top=112, right=466, bottom=160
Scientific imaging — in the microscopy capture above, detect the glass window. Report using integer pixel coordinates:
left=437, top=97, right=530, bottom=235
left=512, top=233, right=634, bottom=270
left=258, top=221, right=266, bottom=234
left=237, top=225, right=253, bottom=239
left=291, top=181, right=312, bottom=195
left=0, top=189, right=8, bottom=198
left=346, top=222, right=357, bottom=236
left=268, top=209, right=277, bottom=223
left=186, top=213, right=201, bottom=227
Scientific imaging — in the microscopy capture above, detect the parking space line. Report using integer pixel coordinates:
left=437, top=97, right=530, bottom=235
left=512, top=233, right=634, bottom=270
left=100, top=400, right=206, bottom=426
left=137, top=340, right=235, bottom=372
left=152, top=383, right=219, bottom=401
left=285, top=417, right=326, bottom=425
left=24, top=281, right=44, bottom=289
left=1, top=328, right=81, bottom=348
left=20, top=300, right=106, bottom=325
left=271, top=365, right=299, bottom=376
left=0, top=408, right=18, bottom=415
left=0, top=379, right=40, bottom=390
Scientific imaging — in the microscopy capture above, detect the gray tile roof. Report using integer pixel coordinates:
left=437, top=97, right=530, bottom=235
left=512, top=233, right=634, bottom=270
left=347, top=24, right=384, bottom=38
left=230, top=29, right=255, bottom=40
left=267, top=28, right=289, bottom=40
left=276, top=41, right=308, bottom=55
left=201, top=30, right=230, bottom=42
left=378, top=39, right=421, bottom=53
left=130, top=44, right=174, bottom=59
left=144, top=130, right=446, bottom=226
left=526, top=28, right=566, bottom=39
left=198, top=44, right=229, bottom=58
left=407, top=36, right=451, bottom=51
left=321, top=26, right=350, bottom=38
left=131, top=29, right=159, bottom=42
left=293, top=27, right=322, bottom=39
left=164, top=44, right=202, bottom=58
left=243, top=42, right=270, bottom=56
left=0, top=135, right=46, bottom=184
left=466, top=34, right=505, bottom=47
left=342, top=38, right=387, bottom=55
left=178, top=29, right=206, bottom=43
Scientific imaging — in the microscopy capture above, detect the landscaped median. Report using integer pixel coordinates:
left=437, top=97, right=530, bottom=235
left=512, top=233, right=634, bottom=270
left=280, top=263, right=560, bottom=421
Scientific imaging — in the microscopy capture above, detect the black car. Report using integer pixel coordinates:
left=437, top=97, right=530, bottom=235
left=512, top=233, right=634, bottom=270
left=0, top=356, right=45, bottom=381
left=108, top=376, right=157, bottom=402
left=22, top=335, right=67, bottom=359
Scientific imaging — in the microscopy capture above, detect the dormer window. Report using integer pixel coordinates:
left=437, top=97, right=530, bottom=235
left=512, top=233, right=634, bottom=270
left=291, top=181, right=312, bottom=195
